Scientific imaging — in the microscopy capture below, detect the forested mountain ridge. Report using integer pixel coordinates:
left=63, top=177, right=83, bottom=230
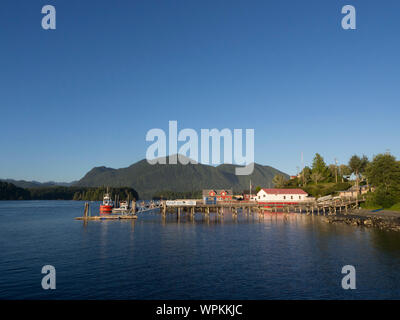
left=0, top=179, right=76, bottom=188
left=75, top=156, right=289, bottom=199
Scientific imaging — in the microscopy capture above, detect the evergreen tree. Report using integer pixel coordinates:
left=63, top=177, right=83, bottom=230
left=348, top=155, right=369, bottom=191
left=339, top=164, right=351, bottom=182
left=365, top=153, right=400, bottom=207
left=311, top=153, right=329, bottom=181
left=301, top=166, right=312, bottom=185
left=272, top=174, right=286, bottom=188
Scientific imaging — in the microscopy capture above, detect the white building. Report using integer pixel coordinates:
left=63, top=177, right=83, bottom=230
left=256, top=188, right=308, bottom=204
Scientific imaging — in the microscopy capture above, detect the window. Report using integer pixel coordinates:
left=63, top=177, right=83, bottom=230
left=291, top=196, right=293, bottom=200
left=283, top=196, right=286, bottom=200
left=299, top=196, right=301, bottom=199
left=263, top=194, right=266, bottom=198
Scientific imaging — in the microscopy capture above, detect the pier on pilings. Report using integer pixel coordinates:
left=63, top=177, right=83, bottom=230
left=155, top=198, right=364, bottom=221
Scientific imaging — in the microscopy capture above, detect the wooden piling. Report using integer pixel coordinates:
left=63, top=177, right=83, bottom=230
left=131, top=200, right=136, bottom=214
left=84, top=202, right=89, bottom=218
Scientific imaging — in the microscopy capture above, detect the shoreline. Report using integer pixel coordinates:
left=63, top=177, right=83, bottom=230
left=322, top=209, right=400, bottom=232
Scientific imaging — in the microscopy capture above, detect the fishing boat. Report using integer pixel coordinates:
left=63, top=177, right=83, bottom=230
left=112, top=200, right=132, bottom=214
left=100, top=192, right=114, bottom=214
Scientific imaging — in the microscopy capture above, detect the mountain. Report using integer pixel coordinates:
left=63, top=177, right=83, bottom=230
left=0, top=179, right=77, bottom=189
left=74, top=155, right=289, bottom=199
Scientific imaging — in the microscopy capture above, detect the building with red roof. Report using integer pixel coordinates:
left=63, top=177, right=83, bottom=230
left=256, top=188, right=308, bottom=206
left=202, top=189, right=233, bottom=202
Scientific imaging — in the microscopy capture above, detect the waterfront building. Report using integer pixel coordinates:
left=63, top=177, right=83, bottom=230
left=242, top=190, right=257, bottom=201
left=338, top=185, right=374, bottom=199
left=256, top=188, right=308, bottom=205
left=202, top=189, right=233, bottom=202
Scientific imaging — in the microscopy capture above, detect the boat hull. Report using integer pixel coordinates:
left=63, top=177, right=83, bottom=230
left=100, top=205, right=113, bottom=214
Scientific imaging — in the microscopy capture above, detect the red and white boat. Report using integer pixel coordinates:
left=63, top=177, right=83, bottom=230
left=100, top=192, right=114, bottom=214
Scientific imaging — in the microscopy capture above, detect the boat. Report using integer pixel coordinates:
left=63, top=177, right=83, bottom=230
left=112, top=200, right=132, bottom=214
left=100, top=192, right=114, bottom=214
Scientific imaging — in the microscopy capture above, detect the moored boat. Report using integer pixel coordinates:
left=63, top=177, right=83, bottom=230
left=111, top=200, right=131, bottom=214
left=100, top=192, right=114, bottom=214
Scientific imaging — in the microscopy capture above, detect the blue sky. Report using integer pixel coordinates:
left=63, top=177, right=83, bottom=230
left=1, top=0, right=399, bottom=182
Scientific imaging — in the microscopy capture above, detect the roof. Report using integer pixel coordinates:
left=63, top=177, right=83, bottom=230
left=260, top=188, right=308, bottom=195
left=341, top=185, right=371, bottom=192
left=202, top=189, right=233, bottom=197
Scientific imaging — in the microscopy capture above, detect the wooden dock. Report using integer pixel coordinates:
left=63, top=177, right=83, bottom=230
left=75, top=215, right=137, bottom=220
left=74, top=202, right=138, bottom=221
left=75, top=198, right=365, bottom=221
left=159, top=198, right=365, bottom=219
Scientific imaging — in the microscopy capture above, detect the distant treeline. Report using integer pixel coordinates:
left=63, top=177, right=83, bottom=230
left=0, top=182, right=139, bottom=201
left=0, top=182, right=31, bottom=200
left=152, top=190, right=202, bottom=200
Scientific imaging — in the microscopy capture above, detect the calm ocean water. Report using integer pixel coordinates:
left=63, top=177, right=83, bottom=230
left=0, top=200, right=400, bottom=300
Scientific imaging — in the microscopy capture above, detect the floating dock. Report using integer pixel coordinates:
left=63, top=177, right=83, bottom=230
left=75, top=202, right=137, bottom=220
left=75, top=215, right=137, bottom=220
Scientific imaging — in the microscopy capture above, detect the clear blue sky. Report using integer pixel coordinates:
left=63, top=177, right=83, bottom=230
left=1, top=0, right=399, bottom=182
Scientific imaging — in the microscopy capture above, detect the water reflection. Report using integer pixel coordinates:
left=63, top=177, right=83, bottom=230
left=2, top=201, right=400, bottom=299
left=78, top=210, right=400, bottom=278
left=370, top=229, right=400, bottom=254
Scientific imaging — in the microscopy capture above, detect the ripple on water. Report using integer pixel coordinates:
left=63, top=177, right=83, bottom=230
left=0, top=201, right=400, bottom=299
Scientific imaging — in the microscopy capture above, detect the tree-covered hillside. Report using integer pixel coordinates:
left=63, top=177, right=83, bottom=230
left=75, top=156, right=289, bottom=199
left=0, top=183, right=138, bottom=201
left=0, top=182, right=31, bottom=200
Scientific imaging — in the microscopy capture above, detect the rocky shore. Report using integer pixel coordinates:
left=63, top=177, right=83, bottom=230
left=322, top=209, right=400, bottom=232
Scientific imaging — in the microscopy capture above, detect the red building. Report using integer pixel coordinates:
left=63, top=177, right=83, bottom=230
left=202, top=189, right=233, bottom=201
left=242, top=190, right=256, bottom=201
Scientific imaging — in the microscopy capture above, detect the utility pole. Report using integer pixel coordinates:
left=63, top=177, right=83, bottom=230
left=249, top=179, right=252, bottom=198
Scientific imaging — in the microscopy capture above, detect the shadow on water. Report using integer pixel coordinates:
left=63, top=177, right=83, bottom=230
left=369, top=229, right=400, bottom=254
